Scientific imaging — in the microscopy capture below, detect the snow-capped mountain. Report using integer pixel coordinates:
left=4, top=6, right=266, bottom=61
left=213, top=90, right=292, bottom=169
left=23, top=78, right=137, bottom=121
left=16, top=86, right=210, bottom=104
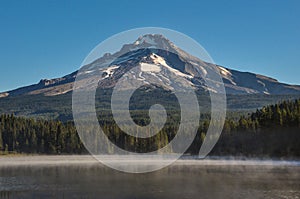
left=1, top=34, right=300, bottom=97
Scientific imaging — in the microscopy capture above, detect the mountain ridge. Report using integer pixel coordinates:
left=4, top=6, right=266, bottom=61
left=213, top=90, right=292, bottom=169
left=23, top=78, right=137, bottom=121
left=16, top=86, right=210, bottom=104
left=1, top=34, right=300, bottom=97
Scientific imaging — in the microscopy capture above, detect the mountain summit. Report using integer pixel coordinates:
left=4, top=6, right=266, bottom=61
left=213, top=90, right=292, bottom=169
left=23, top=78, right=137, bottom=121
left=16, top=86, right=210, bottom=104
left=1, top=34, right=300, bottom=97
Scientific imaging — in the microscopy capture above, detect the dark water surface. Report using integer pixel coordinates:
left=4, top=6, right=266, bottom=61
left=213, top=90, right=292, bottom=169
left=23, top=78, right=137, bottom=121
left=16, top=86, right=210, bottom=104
left=0, top=157, right=299, bottom=199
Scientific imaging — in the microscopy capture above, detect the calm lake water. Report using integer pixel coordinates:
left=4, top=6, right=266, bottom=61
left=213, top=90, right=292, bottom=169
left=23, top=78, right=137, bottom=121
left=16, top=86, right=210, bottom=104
left=0, top=156, right=299, bottom=199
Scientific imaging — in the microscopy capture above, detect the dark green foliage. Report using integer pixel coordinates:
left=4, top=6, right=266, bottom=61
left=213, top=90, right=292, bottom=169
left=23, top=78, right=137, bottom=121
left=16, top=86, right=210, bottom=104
left=0, top=114, right=85, bottom=154
left=0, top=87, right=299, bottom=121
left=0, top=99, right=299, bottom=157
left=0, top=93, right=73, bottom=121
left=210, top=99, right=300, bottom=157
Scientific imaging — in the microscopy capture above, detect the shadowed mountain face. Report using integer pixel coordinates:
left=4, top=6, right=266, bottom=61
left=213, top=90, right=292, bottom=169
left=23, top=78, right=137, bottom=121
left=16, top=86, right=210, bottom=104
left=1, top=34, right=300, bottom=98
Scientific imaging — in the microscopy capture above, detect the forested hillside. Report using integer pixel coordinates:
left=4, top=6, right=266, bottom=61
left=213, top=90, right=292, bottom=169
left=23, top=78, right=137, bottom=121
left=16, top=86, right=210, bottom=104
left=0, top=99, right=299, bottom=157
left=0, top=89, right=299, bottom=121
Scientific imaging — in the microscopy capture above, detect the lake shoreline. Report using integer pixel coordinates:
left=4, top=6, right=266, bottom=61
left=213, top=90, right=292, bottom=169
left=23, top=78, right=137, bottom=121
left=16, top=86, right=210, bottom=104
left=0, top=155, right=299, bottom=168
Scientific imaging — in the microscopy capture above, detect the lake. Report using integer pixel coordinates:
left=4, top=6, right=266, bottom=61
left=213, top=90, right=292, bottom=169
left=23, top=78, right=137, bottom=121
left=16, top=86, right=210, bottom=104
left=0, top=156, right=299, bottom=199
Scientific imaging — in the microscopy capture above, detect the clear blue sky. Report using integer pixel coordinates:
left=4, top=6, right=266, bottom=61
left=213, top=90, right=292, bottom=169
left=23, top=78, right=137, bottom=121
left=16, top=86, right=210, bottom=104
left=0, top=0, right=299, bottom=92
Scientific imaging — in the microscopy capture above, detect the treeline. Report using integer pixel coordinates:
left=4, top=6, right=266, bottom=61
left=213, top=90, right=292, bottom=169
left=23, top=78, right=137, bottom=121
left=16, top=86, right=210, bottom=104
left=0, top=99, right=299, bottom=157
left=208, top=99, right=300, bottom=157
left=0, top=116, right=85, bottom=154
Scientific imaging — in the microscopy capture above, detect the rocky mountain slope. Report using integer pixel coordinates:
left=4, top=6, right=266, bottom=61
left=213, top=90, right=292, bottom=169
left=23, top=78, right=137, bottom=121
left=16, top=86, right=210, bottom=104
left=1, top=34, right=300, bottom=97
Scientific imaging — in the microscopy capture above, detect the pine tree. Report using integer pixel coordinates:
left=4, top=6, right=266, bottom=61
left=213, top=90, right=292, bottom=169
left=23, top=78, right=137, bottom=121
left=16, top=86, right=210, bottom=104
left=0, top=127, right=3, bottom=151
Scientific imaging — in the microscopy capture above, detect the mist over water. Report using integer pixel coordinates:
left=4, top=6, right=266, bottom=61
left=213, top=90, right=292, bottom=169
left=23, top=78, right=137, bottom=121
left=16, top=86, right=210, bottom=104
left=0, top=156, right=299, bottom=199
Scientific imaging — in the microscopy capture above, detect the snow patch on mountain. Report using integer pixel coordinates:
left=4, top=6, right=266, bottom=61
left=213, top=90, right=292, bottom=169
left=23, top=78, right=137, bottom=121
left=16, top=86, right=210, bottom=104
left=219, top=66, right=237, bottom=86
left=149, top=53, right=168, bottom=66
left=149, top=53, right=193, bottom=79
left=84, top=70, right=94, bottom=74
left=140, top=63, right=161, bottom=72
left=138, top=71, right=145, bottom=81
left=189, top=61, right=208, bottom=77
left=101, top=65, right=119, bottom=78
left=219, top=66, right=232, bottom=77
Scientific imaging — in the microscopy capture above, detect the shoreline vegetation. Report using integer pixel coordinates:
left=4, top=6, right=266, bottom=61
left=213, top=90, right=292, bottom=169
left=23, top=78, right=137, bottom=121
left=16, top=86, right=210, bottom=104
left=0, top=99, right=299, bottom=158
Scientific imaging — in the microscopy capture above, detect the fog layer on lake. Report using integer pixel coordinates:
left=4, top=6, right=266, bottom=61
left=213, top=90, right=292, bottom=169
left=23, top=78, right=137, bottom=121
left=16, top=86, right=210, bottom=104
left=0, top=156, right=299, bottom=199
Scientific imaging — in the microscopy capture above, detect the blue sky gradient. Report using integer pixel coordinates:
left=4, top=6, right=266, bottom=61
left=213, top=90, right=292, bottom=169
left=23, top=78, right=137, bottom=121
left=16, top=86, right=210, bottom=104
left=0, top=0, right=299, bottom=91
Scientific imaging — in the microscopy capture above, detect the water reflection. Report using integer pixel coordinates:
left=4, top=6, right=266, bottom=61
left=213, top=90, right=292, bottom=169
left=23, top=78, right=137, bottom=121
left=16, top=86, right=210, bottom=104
left=0, top=161, right=299, bottom=199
